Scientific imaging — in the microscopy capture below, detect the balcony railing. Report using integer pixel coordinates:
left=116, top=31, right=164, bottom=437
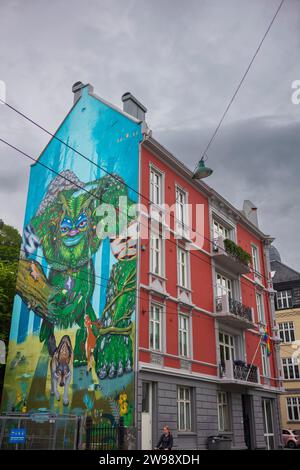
left=216, top=295, right=253, bottom=323
left=220, top=359, right=259, bottom=384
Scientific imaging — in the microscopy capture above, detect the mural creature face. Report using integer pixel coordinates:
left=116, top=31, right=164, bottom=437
left=55, top=363, right=71, bottom=388
left=60, top=212, right=88, bottom=247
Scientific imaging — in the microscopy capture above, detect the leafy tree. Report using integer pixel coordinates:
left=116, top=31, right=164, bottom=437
left=0, top=219, right=21, bottom=400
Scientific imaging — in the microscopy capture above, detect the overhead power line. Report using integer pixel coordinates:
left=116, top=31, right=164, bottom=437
left=199, top=0, right=285, bottom=162
left=0, top=137, right=271, bottom=301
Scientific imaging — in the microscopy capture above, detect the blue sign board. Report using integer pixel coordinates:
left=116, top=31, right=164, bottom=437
left=9, top=428, right=26, bottom=444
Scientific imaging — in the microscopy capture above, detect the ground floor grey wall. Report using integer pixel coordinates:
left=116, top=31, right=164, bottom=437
left=137, top=369, right=281, bottom=450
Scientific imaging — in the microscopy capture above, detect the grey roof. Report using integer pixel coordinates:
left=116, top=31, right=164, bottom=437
left=271, top=259, right=300, bottom=284
left=270, top=245, right=281, bottom=262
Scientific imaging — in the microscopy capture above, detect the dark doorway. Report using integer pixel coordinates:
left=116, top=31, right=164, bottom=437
left=242, top=395, right=254, bottom=449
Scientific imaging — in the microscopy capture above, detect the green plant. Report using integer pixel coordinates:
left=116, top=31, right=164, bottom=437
left=223, top=239, right=251, bottom=266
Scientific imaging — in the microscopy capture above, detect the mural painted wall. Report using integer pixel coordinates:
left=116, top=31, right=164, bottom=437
left=1, top=85, right=142, bottom=426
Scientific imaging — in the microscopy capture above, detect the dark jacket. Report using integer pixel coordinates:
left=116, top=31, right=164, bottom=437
left=157, top=432, right=173, bottom=450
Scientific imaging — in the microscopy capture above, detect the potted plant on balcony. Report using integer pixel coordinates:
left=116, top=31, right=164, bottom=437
left=223, top=239, right=251, bottom=267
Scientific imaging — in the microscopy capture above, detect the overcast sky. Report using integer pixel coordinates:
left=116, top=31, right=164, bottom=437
left=0, top=0, right=299, bottom=269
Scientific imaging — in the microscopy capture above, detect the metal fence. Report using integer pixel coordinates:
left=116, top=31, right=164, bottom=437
left=85, top=415, right=124, bottom=450
left=0, top=413, right=80, bottom=450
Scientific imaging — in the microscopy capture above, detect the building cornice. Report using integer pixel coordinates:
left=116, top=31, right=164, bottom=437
left=143, top=136, right=272, bottom=242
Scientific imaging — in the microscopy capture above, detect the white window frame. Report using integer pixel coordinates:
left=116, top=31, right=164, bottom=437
left=219, top=331, right=235, bottom=365
left=177, top=386, right=192, bottom=431
left=287, top=397, right=300, bottom=422
left=175, top=186, right=188, bottom=236
left=251, top=244, right=261, bottom=282
left=261, top=344, right=270, bottom=377
left=149, top=303, right=162, bottom=351
left=150, top=166, right=163, bottom=206
left=276, top=290, right=292, bottom=310
left=150, top=232, right=163, bottom=277
left=256, top=292, right=265, bottom=324
left=178, top=247, right=189, bottom=289
left=262, top=399, right=275, bottom=450
left=178, top=314, right=190, bottom=358
left=213, top=220, right=230, bottom=241
left=216, top=273, right=233, bottom=299
left=282, top=358, right=300, bottom=380
left=217, top=392, right=231, bottom=432
left=278, top=322, right=295, bottom=343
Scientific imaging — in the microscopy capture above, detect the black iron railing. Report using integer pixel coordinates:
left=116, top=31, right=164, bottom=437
left=216, top=296, right=252, bottom=323
left=220, top=361, right=258, bottom=383
left=85, top=416, right=124, bottom=450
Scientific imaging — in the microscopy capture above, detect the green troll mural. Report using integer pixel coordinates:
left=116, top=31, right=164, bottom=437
left=17, top=169, right=137, bottom=382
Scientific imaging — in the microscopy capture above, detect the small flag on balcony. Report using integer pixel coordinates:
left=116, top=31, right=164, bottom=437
left=262, top=327, right=271, bottom=356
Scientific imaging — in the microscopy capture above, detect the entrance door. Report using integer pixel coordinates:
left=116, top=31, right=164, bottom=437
left=242, top=395, right=254, bottom=449
left=262, top=398, right=275, bottom=450
left=141, top=382, right=152, bottom=450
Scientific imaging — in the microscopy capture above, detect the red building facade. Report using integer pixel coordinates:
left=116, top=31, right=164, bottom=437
left=132, top=104, right=282, bottom=450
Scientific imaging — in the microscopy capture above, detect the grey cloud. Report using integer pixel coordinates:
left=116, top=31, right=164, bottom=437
left=0, top=0, right=299, bottom=269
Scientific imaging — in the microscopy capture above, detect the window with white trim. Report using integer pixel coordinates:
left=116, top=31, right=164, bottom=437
left=252, top=245, right=261, bottom=280
left=262, top=399, right=275, bottom=449
left=216, top=273, right=232, bottom=298
left=177, top=386, right=192, bottom=431
left=178, top=247, right=189, bottom=288
left=149, top=303, right=162, bottom=351
left=217, top=392, right=231, bottom=432
left=213, top=220, right=230, bottom=240
left=178, top=314, right=190, bottom=357
left=282, top=358, right=300, bottom=380
left=219, top=332, right=235, bottom=366
left=176, top=187, right=187, bottom=233
left=276, top=290, right=292, bottom=310
left=261, top=344, right=270, bottom=377
left=287, top=397, right=300, bottom=421
left=256, top=292, right=265, bottom=323
left=150, top=167, right=163, bottom=205
left=278, top=322, right=295, bottom=343
left=150, top=233, right=163, bottom=276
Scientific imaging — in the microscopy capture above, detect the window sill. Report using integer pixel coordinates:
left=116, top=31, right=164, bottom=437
left=149, top=271, right=167, bottom=281
left=177, top=284, right=193, bottom=293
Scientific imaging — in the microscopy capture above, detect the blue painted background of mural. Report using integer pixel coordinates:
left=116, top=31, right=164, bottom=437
left=2, top=85, right=142, bottom=425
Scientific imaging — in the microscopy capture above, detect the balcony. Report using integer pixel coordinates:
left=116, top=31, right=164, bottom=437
left=212, top=236, right=251, bottom=275
left=215, top=295, right=254, bottom=330
left=219, top=359, right=260, bottom=385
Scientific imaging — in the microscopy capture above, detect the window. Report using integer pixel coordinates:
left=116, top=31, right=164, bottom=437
left=261, top=344, right=270, bottom=377
left=213, top=220, right=230, bottom=240
left=262, top=399, right=275, bottom=449
left=179, top=314, right=190, bottom=357
left=282, top=358, right=300, bottom=380
left=142, top=382, right=151, bottom=413
left=276, top=290, right=292, bottom=310
left=178, top=247, right=189, bottom=288
left=217, top=392, right=231, bottom=432
left=149, top=303, right=162, bottom=351
left=287, top=397, right=300, bottom=422
left=278, top=322, right=295, bottom=343
left=177, top=387, right=191, bottom=431
left=252, top=245, right=261, bottom=281
left=256, top=292, right=265, bottom=323
left=176, top=187, right=187, bottom=234
left=150, top=233, right=163, bottom=276
left=216, top=273, right=232, bottom=298
left=150, top=168, right=162, bottom=205
left=219, top=332, right=235, bottom=366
